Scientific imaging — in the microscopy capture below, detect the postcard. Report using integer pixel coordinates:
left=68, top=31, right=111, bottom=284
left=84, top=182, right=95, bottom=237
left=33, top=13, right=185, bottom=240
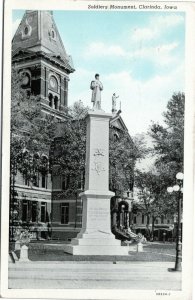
left=1, top=0, right=195, bottom=299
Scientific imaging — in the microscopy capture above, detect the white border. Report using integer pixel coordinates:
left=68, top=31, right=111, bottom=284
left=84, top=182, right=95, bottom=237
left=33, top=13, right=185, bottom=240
left=1, top=1, right=195, bottom=299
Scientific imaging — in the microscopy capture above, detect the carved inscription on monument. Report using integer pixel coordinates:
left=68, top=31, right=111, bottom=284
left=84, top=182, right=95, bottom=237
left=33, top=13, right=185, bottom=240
left=92, top=148, right=106, bottom=175
left=89, top=207, right=109, bottom=222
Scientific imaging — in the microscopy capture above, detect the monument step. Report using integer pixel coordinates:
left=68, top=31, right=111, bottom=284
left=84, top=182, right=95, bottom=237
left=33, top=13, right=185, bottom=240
left=71, top=238, right=121, bottom=246
left=64, top=244, right=130, bottom=255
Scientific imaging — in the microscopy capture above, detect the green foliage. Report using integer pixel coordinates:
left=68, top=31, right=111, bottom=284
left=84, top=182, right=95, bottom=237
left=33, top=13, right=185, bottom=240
left=109, top=130, right=145, bottom=195
left=135, top=170, right=177, bottom=216
left=50, top=101, right=87, bottom=196
left=52, top=102, right=139, bottom=198
left=134, top=92, right=184, bottom=230
left=149, top=92, right=184, bottom=182
left=11, top=67, right=58, bottom=182
left=69, top=100, right=89, bottom=120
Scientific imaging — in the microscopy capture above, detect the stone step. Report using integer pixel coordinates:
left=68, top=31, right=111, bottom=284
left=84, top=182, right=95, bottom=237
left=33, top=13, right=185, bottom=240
left=71, top=238, right=121, bottom=246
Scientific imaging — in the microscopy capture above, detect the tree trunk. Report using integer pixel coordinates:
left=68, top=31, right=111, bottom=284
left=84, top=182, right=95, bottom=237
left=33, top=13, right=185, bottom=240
left=146, top=214, right=150, bottom=240
left=151, top=216, right=155, bottom=241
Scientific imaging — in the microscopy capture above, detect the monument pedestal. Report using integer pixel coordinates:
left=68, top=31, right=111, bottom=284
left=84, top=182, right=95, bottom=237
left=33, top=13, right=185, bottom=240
left=64, top=110, right=129, bottom=256
left=64, top=190, right=129, bottom=255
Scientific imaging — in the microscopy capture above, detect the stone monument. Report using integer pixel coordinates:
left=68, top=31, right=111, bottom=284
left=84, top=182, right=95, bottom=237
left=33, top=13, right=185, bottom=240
left=64, top=75, right=129, bottom=255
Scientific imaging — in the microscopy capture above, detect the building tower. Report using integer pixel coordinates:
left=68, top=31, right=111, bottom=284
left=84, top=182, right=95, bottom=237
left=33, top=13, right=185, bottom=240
left=12, top=10, right=75, bottom=120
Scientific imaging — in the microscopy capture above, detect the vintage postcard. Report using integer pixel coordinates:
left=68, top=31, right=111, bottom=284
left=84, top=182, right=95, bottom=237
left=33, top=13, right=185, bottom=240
left=1, top=0, right=195, bottom=299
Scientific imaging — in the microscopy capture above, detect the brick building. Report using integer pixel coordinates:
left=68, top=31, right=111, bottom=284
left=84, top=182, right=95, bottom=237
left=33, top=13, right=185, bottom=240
left=11, top=10, right=135, bottom=241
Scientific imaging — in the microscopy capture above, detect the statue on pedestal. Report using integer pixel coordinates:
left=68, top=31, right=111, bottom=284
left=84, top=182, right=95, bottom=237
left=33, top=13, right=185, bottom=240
left=90, top=74, right=103, bottom=110
left=112, top=93, right=119, bottom=113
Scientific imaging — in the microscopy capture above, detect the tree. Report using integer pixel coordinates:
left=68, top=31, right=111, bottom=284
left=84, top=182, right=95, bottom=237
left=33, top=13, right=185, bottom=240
left=149, top=92, right=184, bottom=184
left=109, top=130, right=148, bottom=196
left=51, top=101, right=142, bottom=199
left=133, top=93, right=184, bottom=239
left=50, top=101, right=87, bottom=198
left=10, top=67, right=58, bottom=236
left=134, top=169, right=177, bottom=239
left=11, top=67, right=58, bottom=184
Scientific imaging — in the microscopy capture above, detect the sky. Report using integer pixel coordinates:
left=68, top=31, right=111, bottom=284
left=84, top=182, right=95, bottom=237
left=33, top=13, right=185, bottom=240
left=12, top=10, right=185, bottom=136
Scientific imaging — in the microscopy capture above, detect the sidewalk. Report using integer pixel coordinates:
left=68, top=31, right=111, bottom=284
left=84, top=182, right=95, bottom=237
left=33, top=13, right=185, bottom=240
left=9, top=261, right=181, bottom=290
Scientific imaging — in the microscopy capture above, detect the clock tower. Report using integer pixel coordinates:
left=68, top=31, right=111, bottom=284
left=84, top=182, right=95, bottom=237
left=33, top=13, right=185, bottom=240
left=12, top=10, right=75, bottom=120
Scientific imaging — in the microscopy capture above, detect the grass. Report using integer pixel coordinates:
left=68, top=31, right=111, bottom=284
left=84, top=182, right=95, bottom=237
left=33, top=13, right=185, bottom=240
left=12, top=241, right=177, bottom=262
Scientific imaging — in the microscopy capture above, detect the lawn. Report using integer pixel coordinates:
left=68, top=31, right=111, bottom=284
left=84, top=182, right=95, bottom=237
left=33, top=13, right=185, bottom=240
left=13, top=241, right=177, bottom=262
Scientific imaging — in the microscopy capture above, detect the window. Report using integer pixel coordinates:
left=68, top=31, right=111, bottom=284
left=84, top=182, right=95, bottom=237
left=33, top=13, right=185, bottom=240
left=161, top=215, right=164, bottom=224
left=62, top=176, right=69, bottom=190
left=33, top=172, right=39, bottom=187
left=61, top=203, right=69, bottom=224
left=42, top=174, right=47, bottom=189
left=22, top=201, right=28, bottom=222
left=49, top=93, right=53, bottom=107
left=133, top=216, right=137, bottom=224
left=51, top=29, right=55, bottom=39
left=22, top=23, right=32, bottom=39
left=54, top=96, right=58, bottom=110
left=33, top=153, right=40, bottom=187
left=41, top=202, right=47, bottom=222
left=155, top=219, right=159, bottom=224
left=113, top=133, right=119, bottom=141
left=142, top=214, right=145, bottom=224
left=23, top=173, right=29, bottom=186
left=32, top=202, right=37, bottom=222
left=24, top=27, right=28, bottom=35
left=167, top=219, right=170, bottom=224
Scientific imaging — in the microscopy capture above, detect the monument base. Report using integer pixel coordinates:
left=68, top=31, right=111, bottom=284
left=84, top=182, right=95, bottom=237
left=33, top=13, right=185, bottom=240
left=64, top=236, right=129, bottom=256
left=64, top=190, right=129, bottom=256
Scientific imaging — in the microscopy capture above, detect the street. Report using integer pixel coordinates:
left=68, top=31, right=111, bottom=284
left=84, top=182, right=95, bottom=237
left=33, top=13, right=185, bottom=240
left=9, top=261, right=181, bottom=290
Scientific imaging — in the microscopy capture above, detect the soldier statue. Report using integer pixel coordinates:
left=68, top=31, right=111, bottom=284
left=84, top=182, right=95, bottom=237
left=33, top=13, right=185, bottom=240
left=90, top=74, right=103, bottom=110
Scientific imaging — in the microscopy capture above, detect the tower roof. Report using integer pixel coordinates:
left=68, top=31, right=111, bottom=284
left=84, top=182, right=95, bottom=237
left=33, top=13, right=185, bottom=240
left=12, top=10, right=74, bottom=70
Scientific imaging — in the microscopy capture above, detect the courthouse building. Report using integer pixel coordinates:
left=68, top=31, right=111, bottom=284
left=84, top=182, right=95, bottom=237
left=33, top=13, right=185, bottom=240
left=11, top=10, right=134, bottom=240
